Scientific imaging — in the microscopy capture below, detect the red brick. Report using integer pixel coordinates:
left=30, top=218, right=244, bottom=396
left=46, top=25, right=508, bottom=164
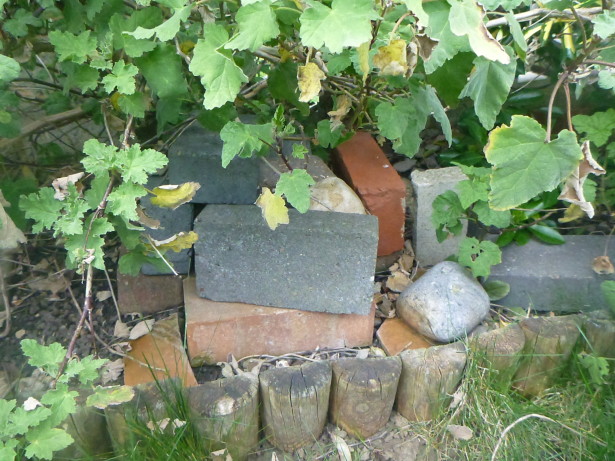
left=184, top=278, right=375, bottom=365
left=334, top=132, right=406, bottom=256
left=117, top=271, right=183, bottom=315
left=377, top=318, right=435, bottom=356
left=124, top=313, right=197, bottom=387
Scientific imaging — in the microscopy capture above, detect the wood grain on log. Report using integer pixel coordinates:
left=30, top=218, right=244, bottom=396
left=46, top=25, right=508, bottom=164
left=396, top=342, right=466, bottom=421
left=259, top=361, right=332, bottom=452
left=513, top=316, right=581, bottom=397
left=188, top=374, right=259, bottom=461
left=329, top=356, right=402, bottom=439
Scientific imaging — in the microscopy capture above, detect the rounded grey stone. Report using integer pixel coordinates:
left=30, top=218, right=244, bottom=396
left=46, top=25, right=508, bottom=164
left=396, top=261, right=490, bottom=342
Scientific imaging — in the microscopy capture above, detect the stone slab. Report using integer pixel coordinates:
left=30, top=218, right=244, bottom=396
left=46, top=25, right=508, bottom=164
left=334, top=132, right=406, bottom=256
left=377, top=318, right=435, bottom=355
left=167, top=123, right=258, bottom=204
left=193, top=205, right=378, bottom=315
left=184, top=278, right=375, bottom=365
left=490, top=236, right=615, bottom=312
left=124, top=313, right=197, bottom=387
left=140, top=174, right=192, bottom=275
left=411, top=167, right=468, bottom=266
left=117, top=271, right=183, bottom=315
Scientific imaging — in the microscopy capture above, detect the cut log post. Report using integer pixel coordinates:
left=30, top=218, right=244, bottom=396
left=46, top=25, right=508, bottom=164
left=582, top=312, right=615, bottom=359
left=259, top=361, right=332, bottom=452
left=187, top=374, right=259, bottom=461
left=396, top=342, right=466, bottom=421
left=513, top=316, right=581, bottom=397
left=471, top=323, right=526, bottom=388
left=329, top=356, right=402, bottom=439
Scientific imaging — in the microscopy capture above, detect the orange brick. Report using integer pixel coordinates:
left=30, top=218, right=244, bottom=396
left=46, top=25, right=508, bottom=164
left=184, top=278, right=375, bottom=365
left=377, top=318, right=435, bottom=356
left=334, top=132, right=406, bottom=256
left=124, top=313, right=197, bottom=387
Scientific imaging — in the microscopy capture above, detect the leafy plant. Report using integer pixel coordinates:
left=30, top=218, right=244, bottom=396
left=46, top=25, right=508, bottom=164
left=0, top=340, right=133, bottom=460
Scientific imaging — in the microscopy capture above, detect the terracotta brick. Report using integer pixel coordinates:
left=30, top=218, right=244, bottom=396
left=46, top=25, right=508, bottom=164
left=117, top=271, right=183, bottom=314
left=124, top=313, right=197, bottom=387
left=184, top=278, right=375, bottom=366
left=335, top=132, right=406, bottom=256
left=377, top=318, right=435, bottom=356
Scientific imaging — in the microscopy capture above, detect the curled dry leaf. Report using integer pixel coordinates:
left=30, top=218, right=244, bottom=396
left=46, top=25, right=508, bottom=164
left=52, top=172, right=84, bottom=200
left=298, top=62, right=325, bottom=102
left=447, top=424, right=473, bottom=441
left=592, top=255, right=614, bottom=275
left=329, top=428, right=352, bottom=461
left=148, top=231, right=199, bottom=253
left=328, top=95, right=351, bottom=129
left=96, top=290, right=112, bottom=302
left=387, top=271, right=411, bottom=293
left=150, top=182, right=201, bottom=210
left=128, top=319, right=155, bottom=340
left=136, top=205, right=160, bottom=229
left=27, top=273, right=69, bottom=297
left=373, top=39, right=409, bottom=76
left=558, top=141, right=605, bottom=219
left=113, top=320, right=131, bottom=338
left=210, top=448, right=233, bottom=461
left=415, top=34, right=438, bottom=61
left=101, top=359, right=124, bottom=385
left=0, top=197, right=26, bottom=251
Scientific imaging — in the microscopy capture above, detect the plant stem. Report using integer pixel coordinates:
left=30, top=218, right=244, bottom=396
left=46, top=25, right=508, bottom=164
left=545, top=71, right=570, bottom=142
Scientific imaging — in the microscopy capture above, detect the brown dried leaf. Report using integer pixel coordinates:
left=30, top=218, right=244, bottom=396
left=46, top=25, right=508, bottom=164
left=0, top=197, right=26, bottom=251
left=128, top=319, right=155, bottom=340
left=297, top=62, right=325, bottom=102
left=387, top=271, right=411, bottom=293
left=447, top=424, right=473, bottom=441
left=558, top=141, right=606, bottom=218
left=27, top=273, right=69, bottom=297
left=328, top=95, right=351, bottom=129
left=137, top=205, right=160, bottom=229
left=101, top=359, right=124, bottom=385
left=592, top=255, right=614, bottom=275
left=415, top=34, right=439, bottom=61
left=114, top=320, right=131, bottom=338
left=52, top=172, right=84, bottom=200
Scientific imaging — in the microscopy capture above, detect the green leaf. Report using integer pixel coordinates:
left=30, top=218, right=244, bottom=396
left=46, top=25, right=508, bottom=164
left=220, top=121, right=274, bottom=168
left=601, top=280, right=615, bottom=314
left=78, top=355, right=108, bottom=384
left=399, top=0, right=429, bottom=27
left=528, top=224, right=565, bottom=245
left=49, top=30, right=97, bottom=63
left=485, top=116, right=583, bottom=210
left=118, top=247, right=168, bottom=275
left=101, top=60, right=138, bottom=95
left=25, top=427, right=74, bottom=460
left=197, top=103, right=238, bottom=132
left=86, top=385, right=135, bottom=409
left=62, top=62, right=100, bottom=93
left=423, top=1, right=470, bottom=73
left=458, top=237, right=501, bottom=278
left=118, top=92, right=148, bottom=118
left=326, top=50, right=353, bottom=75
left=275, top=170, right=315, bottom=213
left=0, top=55, right=20, bottom=83
left=64, top=217, right=113, bottom=271
left=54, top=186, right=90, bottom=236
left=375, top=94, right=429, bottom=157
left=3, top=8, right=42, bottom=37
left=21, top=340, right=65, bottom=374
left=268, top=61, right=304, bottom=108
left=110, top=8, right=162, bottom=57
left=299, top=0, right=379, bottom=54
left=107, top=183, right=147, bottom=222
left=0, top=443, right=17, bottom=461
left=292, top=144, right=308, bottom=158
left=125, top=5, right=191, bottom=42
left=8, top=406, right=52, bottom=437
left=483, top=280, right=510, bottom=301
left=85, top=173, right=110, bottom=209
left=506, top=12, right=527, bottom=53
left=20, top=188, right=63, bottom=233
left=432, top=190, right=464, bottom=236
left=572, top=109, right=615, bottom=147
left=424, top=85, right=452, bottom=145
left=40, top=384, right=78, bottom=426
left=135, top=44, right=187, bottom=97
left=0, top=399, right=16, bottom=434
left=598, top=69, right=615, bottom=92
left=448, top=0, right=510, bottom=64
left=593, top=10, right=615, bottom=39
left=460, top=48, right=517, bottom=130
left=426, top=52, right=475, bottom=106
left=42, top=93, right=71, bottom=115
left=189, top=24, right=249, bottom=109
left=225, top=0, right=280, bottom=52
left=82, top=139, right=119, bottom=176
left=457, top=178, right=489, bottom=208
left=578, top=353, right=609, bottom=386
left=473, top=200, right=511, bottom=227
left=115, top=144, right=168, bottom=184
left=316, top=119, right=345, bottom=148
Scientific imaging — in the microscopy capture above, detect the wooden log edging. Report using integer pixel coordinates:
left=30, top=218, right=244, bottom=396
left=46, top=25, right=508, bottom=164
left=102, top=312, right=612, bottom=459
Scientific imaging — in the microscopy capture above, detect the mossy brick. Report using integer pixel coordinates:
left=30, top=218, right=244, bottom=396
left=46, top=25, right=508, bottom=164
left=334, top=132, right=406, bottom=256
left=167, top=123, right=258, bottom=204
left=410, top=167, right=468, bottom=266
left=193, top=205, right=378, bottom=315
left=490, top=236, right=615, bottom=312
left=140, top=175, right=192, bottom=275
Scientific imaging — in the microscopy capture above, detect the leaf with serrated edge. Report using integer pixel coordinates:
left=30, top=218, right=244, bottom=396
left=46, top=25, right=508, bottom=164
left=256, top=187, right=289, bottom=230
left=224, top=0, right=279, bottom=52
left=125, top=5, right=191, bottom=42
left=485, top=116, right=582, bottom=210
left=572, top=108, right=615, bottom=147
left=25, top=427, right=74, bottom=460
left=593, top=10, right=615, bottom=40
left=150, top=182, right=200, bottom=209
left=298, top=62, right=326, bottom=102
left=220, top=121, right=274, bottom=167
left=458, top=237, right=501, bottom=278
left=116, top=144, right=168, bottom=184
left=275, top=170, right=315, bottom=213
left=20, top=188, right=64, bottom=233
left=101, top=61, right=138, bottom=95
left=107, top=183, right=147, bottom=222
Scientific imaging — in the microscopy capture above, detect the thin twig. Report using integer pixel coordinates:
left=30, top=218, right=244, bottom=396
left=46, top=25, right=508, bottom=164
left=584, top=59, right=615, bottom=69
left=144, top=234, right=178, bottom=276
left=0, top=263, right=11, bottom=338
left=103, top=266, right=122, bottom=320
left=485, top=7, right=602, bottom=29
left=563, top=82, right=573, bottom=131
left=545, top=71, right=570, bottom=142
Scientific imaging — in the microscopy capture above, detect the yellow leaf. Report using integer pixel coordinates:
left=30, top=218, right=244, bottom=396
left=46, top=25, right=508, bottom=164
left=150, top=182, right=201, bottom=209
left=373, top=39, right=408, bottom=76
left=327, top=95, right=351, bottom=129
left=297, top=62, right=325, bottom=102
left=148, top=231, right=199, bottom=253
left=357, top=41, right=370, bottom=83
left=255, top=187, right=289, bottom=230
left=558, top=204, right=585, bottom=223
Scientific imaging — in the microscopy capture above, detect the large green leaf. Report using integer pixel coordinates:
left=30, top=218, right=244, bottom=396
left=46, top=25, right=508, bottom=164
left=485, top=115, right=582, bottom=210
left=225, top=0, right=280, bottom=52
left=20, top=188, right=63, bottom=233
left=115, top=144, right=168, bottom=185
left=424, top=85, right=452, bottom=145
left=25, top=427, right=74, bottom=460
left=460, top=48, right=517, bottom=130
left=189, top=24, right=248, bottom=109
left=107, top=183, right=147, bottom=222
left=593, top=10, right=615, bottom=39
left=423, top=1, right=470, bottom=73
left=101, top=60, right=138, bottom=95
left=572, top=109, right=615, bottom=147
left=426, top=52, right=475, bottom=106
left=299, top=0, right=379, bottom=54
left=49, top=30, right=97, bottom=63
left=398, top=0, right=429, bottom=27
left=109, top=7, right=161, bottom=57
left=458, top=237, right=501, bottom=278
left=220, top=121, right=274, bottom=167
left=0, top=55, right=20, bottom=83
left=64, top=217, right=113, bottom=271
left=275, top=169, right=315, bottom=213
left=135, top=44, right=187, bottom=98
left=124, top=4, right=190, bottom=42
left=602, top=280, right=615, bottom=314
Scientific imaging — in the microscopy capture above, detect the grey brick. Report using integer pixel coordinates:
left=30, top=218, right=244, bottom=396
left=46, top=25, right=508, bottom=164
left=490, top=235, right=615, bottom=312
left=193, top=205, right=378, bottom=315
left=167, top=124, right=258, bottom=204
left=140, top=175, right=193, bottom=275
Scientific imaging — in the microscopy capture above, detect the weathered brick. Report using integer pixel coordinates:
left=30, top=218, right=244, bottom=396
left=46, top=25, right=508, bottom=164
left=193, top=205, right=378, bottom=315
left=334, top=132, right=406, bottom=256
left=376, top=318, right=435, bottom=356
left=124, top=314, right=197, bottom=387
left=184, top=278, right=375, bottom=366
left=117, top=271, right=183, bottom=315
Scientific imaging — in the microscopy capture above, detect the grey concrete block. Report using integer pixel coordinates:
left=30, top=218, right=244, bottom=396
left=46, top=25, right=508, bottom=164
left=193, top=205, right=378, bottom=315
left=167, top=124, right=258, bottom=204
left=490, top=236, right=615, bottom=312
left=411, top=167, right=467, bottom=266
left=140, top=175, right=192, bottom=275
